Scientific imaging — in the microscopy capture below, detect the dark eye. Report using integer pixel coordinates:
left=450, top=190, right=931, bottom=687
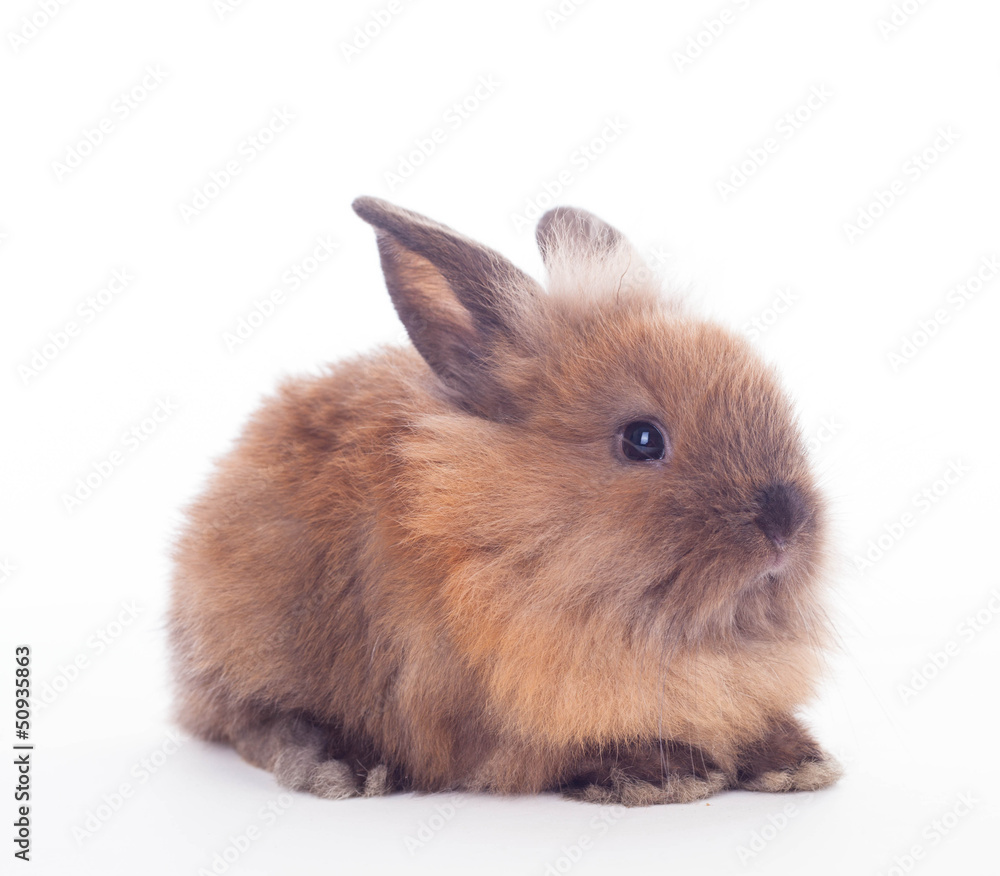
left=620, top=420, right=667, bottom=462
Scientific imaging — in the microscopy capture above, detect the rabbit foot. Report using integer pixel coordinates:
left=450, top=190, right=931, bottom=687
left=739, top=755, right=842, bottom=793
left=233, top=712, right=395, bottom=800
left=277, top=755, right=394, bottom=799
left=564, top=767, right=729, bottom=806
left=736, top=716, right=842, bottom=793
left=561, top=740, right=731, bottom=806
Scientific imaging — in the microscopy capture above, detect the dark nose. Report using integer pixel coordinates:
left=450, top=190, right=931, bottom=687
left=754, top=483, right=807, bottom=549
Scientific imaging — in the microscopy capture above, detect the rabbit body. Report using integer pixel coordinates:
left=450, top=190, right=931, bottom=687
left=169, top=199, right=840, bottom=804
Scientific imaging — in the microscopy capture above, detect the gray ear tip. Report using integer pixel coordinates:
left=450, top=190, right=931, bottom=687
left=536, top=206, right=576, bottom=247
left=536, top=206, right=623, bottom=254
left=536, top=205, right=604, bottom=234
left=537, top=205, right=577, bottom=229
left=352, top=196, right=389, bottom=223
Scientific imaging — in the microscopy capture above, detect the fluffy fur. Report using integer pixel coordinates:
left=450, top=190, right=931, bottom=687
left=168, top=198, right=840, bottom=804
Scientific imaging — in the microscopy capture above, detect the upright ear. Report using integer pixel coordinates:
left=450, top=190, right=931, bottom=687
left=353, top=196, right=541, bottom=419
left=535, top=206, right=647, bottom=291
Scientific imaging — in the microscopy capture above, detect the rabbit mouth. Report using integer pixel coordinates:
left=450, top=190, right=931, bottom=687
left=766, top=546, right=791, bottom=572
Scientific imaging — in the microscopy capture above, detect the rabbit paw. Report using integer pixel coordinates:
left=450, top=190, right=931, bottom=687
left=739, top=754, right=842, bottom=793
left=735, top=718, right=842, bottom=793
left=234, top=713, right=395, bottom=800
left=565, top=767, right=730, bottom=806
left=274, top=748, right=358, bottom=799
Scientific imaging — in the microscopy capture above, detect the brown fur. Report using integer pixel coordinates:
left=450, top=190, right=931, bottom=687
left=168, top=198, right=840, bottom=803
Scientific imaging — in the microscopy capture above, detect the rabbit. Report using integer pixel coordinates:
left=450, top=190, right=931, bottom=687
left=168, top=196, right=841, bottom=806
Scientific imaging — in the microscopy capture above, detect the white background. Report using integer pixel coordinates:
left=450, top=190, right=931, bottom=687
left=2, top=0, right=999, bottom=873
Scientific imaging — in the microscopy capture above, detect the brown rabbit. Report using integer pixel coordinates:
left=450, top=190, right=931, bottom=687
left=168, top=197, right=841, bottom=805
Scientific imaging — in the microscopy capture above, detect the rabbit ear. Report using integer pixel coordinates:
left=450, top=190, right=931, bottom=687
left=535, top=206, right=645, bottom=290
left=353, top=197, right=541, bottom=418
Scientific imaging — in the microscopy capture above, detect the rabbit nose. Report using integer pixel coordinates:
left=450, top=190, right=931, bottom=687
left=754, top=483, right=807, bottom=549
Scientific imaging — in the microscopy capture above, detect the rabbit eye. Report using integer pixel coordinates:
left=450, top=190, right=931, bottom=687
left=620, top=421, right=666, bottom=462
